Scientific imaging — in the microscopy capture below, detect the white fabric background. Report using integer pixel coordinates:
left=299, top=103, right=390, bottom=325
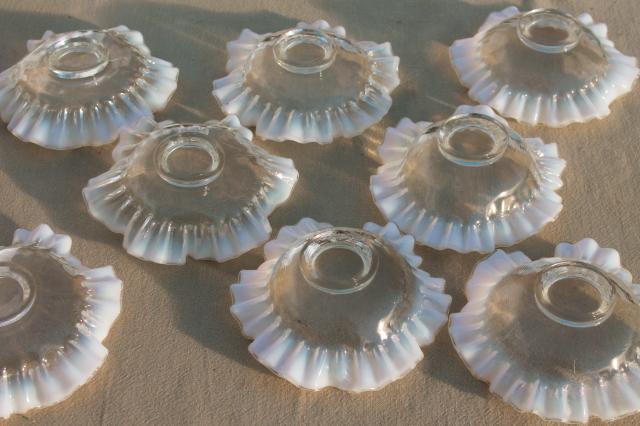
left=0, top=0, right=638, bottom=424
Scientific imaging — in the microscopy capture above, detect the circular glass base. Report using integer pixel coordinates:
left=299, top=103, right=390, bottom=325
left=213, top=20, right=399, bottom=143
left=231, top=219, right=452, bottom=391
left=0, top=224, right=121, bottom=420
left=371, top=105, right=566, bottom=253
left=0, top=27, right=178, bottom=148
left=450, top=239, right=640, bottom=422
left=450, top=7, right=639, bottom=126
left=0, top=265, right=35, bottom=328
left=83, top=117, right=299, bottom=264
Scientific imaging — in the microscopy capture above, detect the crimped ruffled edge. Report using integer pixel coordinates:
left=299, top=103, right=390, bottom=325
left=370, top=104, right=566, bottom=253
left=110, top=117, right=175, bottom=162
left=82, top=115, right=299, bottom=265
left=450, top=7, right=640, bottom=127
left=229, top=218, right=452, bottom=392
left=0, top=26, right=179, bottom=149
left=0, top=224, right=122, bottom=419
left=449, top=239, right=640, bottom=423
left=212, top=20, right=400, bottom=143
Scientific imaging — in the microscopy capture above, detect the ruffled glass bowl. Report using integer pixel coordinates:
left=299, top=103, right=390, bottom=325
left=83, top=115, right=299, bottom=264
left=371, top=104, right=566, bottom=253
left=450, top=239, right=640, bottom=423
left=0, top=224, right=121, bottom=419
left=213, top=20, right=400, bottom=144
left=0, top=26, right=178, bottom=149
left=230, top=218, right=451, bottom=391
left=450, top=7, right=639, bottom=126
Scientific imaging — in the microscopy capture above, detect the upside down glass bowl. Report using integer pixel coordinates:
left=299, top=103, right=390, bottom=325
left=0, top=224, right=122, bottom=419
left=0, top=26, right=179, bottom=149
left=450, top=7, right=639, bottom=126
left=212, top=20, right=400, bottom=144
left=450, top=239, right=640, bottom=423
left=83, top=115, right=299, bottom=265
left=370, top=104, right=566, bottom=253
left=230, top=218, right=452, bottom=391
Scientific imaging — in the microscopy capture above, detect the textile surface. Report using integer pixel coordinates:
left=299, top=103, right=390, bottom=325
left=0, top=0, right=638, bottom=424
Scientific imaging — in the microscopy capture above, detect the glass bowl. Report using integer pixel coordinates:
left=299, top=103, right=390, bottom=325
left=370, top=104, right=566, bottom=253
left=230, top=218, right=451, bottom=391
left=212, top=20, right=400, bottom=144
left=0, top=224, right=122, bottom=419
left=450, top=239, right=640, bottom=423
left=83, top=115, right=299, bottom=265
left=0, top=26, right=179, bottom=149
left=450, top=7, right=639, bottom=126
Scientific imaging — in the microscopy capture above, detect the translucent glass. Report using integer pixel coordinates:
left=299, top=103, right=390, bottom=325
left=230, top=218, right=451, bottom=391
left=371, top=104, right=566, bottom=253
left=0, top=26, right=178, bottom=149
left=213, top=20, right=400, bottom=143
left=450, top=7, right=639, bottom=126
left=83, top=115, right=299, bottom=265
left=0, top=225, right=122, bottom=419
left=450, top=239, right=640, bottom=423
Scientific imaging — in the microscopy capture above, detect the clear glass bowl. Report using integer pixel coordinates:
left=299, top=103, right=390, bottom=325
left=450, top=239, right=640, bottom=423
left=450, top=7, right=639, bottom=126
left=0, top=224, right=122, bottom=419
left=212, top=20, right=400, bottom=144
left=230, top=218, right=451, bottom=392
left=0, top=26, right=179, bottom=149
left=83, top=115, right=299, bottom=265
left=370, top=104, right=566, bottom=253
